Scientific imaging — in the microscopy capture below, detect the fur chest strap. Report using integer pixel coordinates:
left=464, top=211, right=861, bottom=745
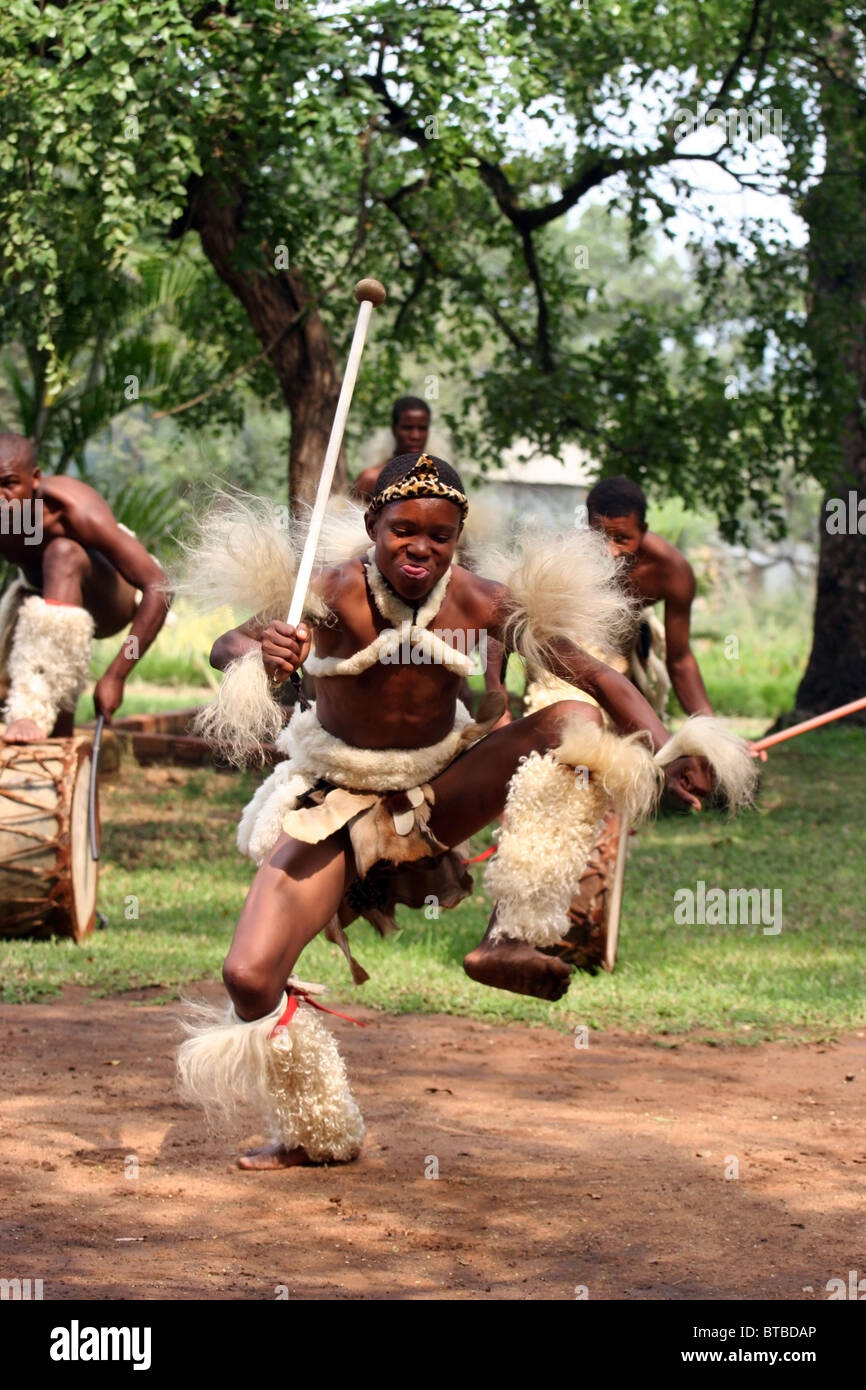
left=304, top=623, right=476, bottom=678
left=304, top=551, right=474, bottom=677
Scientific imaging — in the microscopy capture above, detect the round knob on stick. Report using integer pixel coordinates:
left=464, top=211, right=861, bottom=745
left=354, top=277, right=387, bottom=306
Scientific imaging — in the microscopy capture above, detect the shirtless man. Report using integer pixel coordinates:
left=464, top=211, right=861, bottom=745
left=178, top=454, right=737, bottom=1169
left=351, top=395, right=431, bottom=504
left=0, top=432, right=169, bottom=741
left=486, top=476, right=721, bottom=989
left=586, top=475, right=713, bottom=717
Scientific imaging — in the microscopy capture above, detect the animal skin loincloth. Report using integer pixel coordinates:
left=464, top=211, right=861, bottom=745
left=237, top=692, right=506, bottom=983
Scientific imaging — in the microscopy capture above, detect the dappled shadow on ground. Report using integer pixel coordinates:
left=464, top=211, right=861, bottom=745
left=1, top=988, right=863, bottom=1300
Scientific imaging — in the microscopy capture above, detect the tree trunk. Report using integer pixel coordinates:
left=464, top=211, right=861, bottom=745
left=794, top=40, right=866, bottom=723
left=185, top=175, right=346, bottom=506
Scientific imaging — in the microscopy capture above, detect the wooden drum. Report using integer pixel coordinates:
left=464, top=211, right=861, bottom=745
left=0, top=735, right=99, bottom=942
left=542, top=807, right=630, bottom=974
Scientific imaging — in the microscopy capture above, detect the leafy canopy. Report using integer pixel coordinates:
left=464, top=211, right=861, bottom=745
left=0, top=1, right=858, bottom=533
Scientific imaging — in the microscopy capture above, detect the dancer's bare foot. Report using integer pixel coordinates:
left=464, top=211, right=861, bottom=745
left=463, top=935, right=573, bottom=1001
left=236, top=1142, right=359, bottom=1170
left=3, top=717, right=47, bottom=743
left=236, top=1142, right=315, bottom=1171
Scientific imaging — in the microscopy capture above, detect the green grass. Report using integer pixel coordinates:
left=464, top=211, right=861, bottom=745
left=693, top=621, right=810, bottom=718
left=2, top=727, right=864, bottom=1043
left=88, top=602, right=230, bottom=691
left=75, top=683, right=211, bottom=722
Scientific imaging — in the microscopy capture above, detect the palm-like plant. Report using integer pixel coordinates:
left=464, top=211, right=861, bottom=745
left=0, top=248, right=235, bottom=586
left=98, top=476, right=188, bottom=559
left=2, top=251, right=211, bottom=473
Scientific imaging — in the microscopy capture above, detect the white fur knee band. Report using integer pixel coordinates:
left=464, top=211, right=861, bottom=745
left=655, top=716, right=757, bottom=811
left=177, top=992, right=365, bottom=1162
left=486, top=722, right=662, bottom=948
left=4, top=596, right=94, bottom=731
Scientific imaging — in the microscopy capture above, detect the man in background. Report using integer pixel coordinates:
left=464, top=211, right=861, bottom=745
left=352, top=396, right=431, bottom=504
left=0, top=431, right=168, bottom=742
left=586, top=475, right=713, bottom=718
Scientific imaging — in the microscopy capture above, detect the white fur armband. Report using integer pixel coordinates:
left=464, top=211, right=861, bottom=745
left=554, top=720, right=664, bottom=825
left=3, top=596, right=94, bottom=732
left=655, top=716, right=758, bottom=811
left=176, top=489, right=320, bottom=623
left=176, top=490, right=370, bottom=625
left=193, top=647, right=285, bottom=767
left=480, top=524, right=636, bottom=673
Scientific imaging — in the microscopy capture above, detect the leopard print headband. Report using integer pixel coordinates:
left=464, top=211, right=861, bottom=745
left=367, top=453, right=468, bottom=522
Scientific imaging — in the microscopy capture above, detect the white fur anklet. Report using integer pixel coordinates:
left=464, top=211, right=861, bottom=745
left=177, top=991, right=365, bottom=1162
left=486, top=722, right=662, bottom=948
left=4, top=596, right=94, bottom=731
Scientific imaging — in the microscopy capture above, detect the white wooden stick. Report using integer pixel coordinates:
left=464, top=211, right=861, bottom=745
left=603, top=813, right=630, bottom=973
left=287, top=278, right=386, bottom=627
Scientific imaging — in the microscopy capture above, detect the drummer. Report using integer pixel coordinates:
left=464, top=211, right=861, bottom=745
left=0, top=432, right=169, bottom=743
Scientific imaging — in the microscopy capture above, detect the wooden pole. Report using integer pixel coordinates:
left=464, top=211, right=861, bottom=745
left=751, top=695, right=866, bottom=753
left=286, top=278, right=386, bottom=627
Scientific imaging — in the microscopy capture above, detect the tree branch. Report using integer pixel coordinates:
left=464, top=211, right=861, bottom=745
left=519, top=226, right=553, bottom=371
left=713, top=0, right=771, bottom=107
left=377, top=187, right=530, bottom=355
left=392, top=259, right=428, bottom=337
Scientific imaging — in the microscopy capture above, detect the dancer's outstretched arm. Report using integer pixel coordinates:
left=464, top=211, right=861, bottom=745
left=545, top=638, right=668, bottom=747
left=484, top=591, right=711, bottom=810
left=547, top=640, right=712, bottom=810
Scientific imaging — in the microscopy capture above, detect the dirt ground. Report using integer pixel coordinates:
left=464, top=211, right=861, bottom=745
left=1, top=984, right=863, bottom=1301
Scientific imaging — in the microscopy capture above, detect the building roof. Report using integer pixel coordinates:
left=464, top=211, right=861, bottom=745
left=466, top=440, right=597, bottom=487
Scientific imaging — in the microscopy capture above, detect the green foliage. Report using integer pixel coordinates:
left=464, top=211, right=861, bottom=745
left=93, top=476, right=189, bottom=558
left=0, top=0, right=858, bottom=531
left=0, top=246, right=247, bottom=470
left=695, top=623, right=808, bottom=718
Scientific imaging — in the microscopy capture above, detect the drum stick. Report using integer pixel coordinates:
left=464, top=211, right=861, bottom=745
left=751, top=694, right=866, bottom=753
left=286, top=277, right=387, bottom=629
left=89, top=714, right=104, bottom=861
left=603, top=814, right=630, bottom=973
